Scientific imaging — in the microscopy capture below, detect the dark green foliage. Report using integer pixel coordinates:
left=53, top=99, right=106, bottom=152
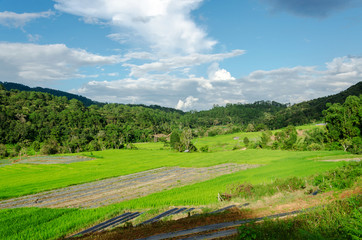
left=323, top=95, right=361, bottom=152
left=200, top=145, right=209, bottom=152
left=243, top=137, right=250, bottom=146
left=32, top=141, right=40, bottom=152
left=237, top=195, right=362, bottom=240
left=169, top=128, right=197, bottom=152
left=170, top=131, right=180, bottom=149
left=274, top=126, right=298, bottom=150
left=41, top=139, right=59, bottom=155
left=0, top=81, right=100, bottom=107
left=237, top=223, right=257, bottom=240
left=260, top=130, right=273, bottom=148
left=0, top=88, right=183, bottom=154
left=0, top=144, right=8, bottom=158
left=312, top=161, right=361, bottom=192
left=0, top=82, right=360, bottom=155
left=265, top=81, right=362, bottom=129
left=228, top=162, right=360, bottom=200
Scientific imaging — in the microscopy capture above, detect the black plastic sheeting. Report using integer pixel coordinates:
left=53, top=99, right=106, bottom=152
left=137, top=207, right=318, bottom=240
left=69, top=211, right=142, bottom=238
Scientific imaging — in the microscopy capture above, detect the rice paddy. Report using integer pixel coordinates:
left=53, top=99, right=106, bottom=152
left=0, top=129, right=359, bottom=240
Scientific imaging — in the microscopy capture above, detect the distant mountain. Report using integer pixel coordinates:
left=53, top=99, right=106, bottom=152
left=0, top=81, right=100, bottom=107
left=0, top=81, right=184, bottom=113
left=1, top=81, right=360, bottom=126
left=267, top=81, right=362, bottom=128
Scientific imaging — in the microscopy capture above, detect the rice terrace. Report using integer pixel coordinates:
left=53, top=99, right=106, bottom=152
left=0, top=1, right=362, bottom=238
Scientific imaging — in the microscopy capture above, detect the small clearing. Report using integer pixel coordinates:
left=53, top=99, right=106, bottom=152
left=0, top=163, right=259, bottom=209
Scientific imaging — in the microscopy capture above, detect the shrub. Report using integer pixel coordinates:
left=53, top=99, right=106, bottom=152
left=243, top=137, right=250, bottom=147
left=307, top=143, right=324, bottom=151
left=40, top=139, right=59, bottom=155
left=311, top=161, right=361, bottom=192
left=237, top=195, right=362, bottom=240
left=0, top=144, right=8, bottom=158
left=200, top=145, right=209, bottom=152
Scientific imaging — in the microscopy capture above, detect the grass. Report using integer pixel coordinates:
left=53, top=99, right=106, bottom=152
left=237, top=195, right=362, bottom=240
left=0, top=149, right=353, bottom=200
left=192, top=124, right=326, bottom=152
left=0, top=127, right=359, bottom=240
left=193, top=132, right=261, bottom=151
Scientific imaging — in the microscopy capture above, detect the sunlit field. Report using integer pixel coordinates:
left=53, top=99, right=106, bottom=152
left=1, top=130, right=359, bottom=240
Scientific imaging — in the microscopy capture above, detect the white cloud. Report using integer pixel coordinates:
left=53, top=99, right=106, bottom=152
left=71, top=56, right=361, bottom=111
left=107, top=72, right=119, bottom=77
left=237, top=56, right=362, bottom=103
left=127, top=49, right=245, bottom=77
left=208, top=62, right=235, bottom=81
left=0, top=10, right=54, bottom=28
left=54, top=0, right=215, bottom=54
left=27, top=33, right=41, bottom=42
left=176, top=96, right=199, bottom=110
left=123, top=51, right=156, bottom=60
left=0, top=43, right=120, bottom=86
left=106, top=33, right=130, bottom=44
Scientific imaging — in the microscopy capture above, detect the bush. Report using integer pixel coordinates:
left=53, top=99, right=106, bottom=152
left=311, top=161, right=361, bottom=192
left=40, top=139, right=59, bottom=155
left=0, top=144, right=8, bottom=158
left=349, top=137, right=362, bottom=154
left=126, top=143, right=138, bottom=150
left=200, top=145, right=209, bottom=152
left=243, top=137, right=250, bottom=147
left=307, top=143, right=324, bottom=151
left=237, top=195, right=362, bottom=240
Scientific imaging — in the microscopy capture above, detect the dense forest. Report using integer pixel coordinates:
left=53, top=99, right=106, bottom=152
left=0, top=81, right=361, bottom=156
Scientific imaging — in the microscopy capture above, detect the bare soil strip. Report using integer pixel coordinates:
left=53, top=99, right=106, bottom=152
left=0, top=163, right=259, bottom=209
left=320, top=158, right=360, bottom=162
left=0, top=156, right=94, bottom=167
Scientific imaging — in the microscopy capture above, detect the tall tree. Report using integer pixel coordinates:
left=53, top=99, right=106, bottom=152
left=323, top=95, right=361, bottom=152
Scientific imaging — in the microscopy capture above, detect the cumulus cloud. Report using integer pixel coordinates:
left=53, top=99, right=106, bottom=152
left=0, top=43, right=120, bottom=86
left=208, top=62, right=235, bottom=81
left=261, top=0, right=360, bottom=18
left=176, top=96, right=199, bottom=110
left=0, top=10, right=54, bottom=28
left=238, top=56, right=362, bottom=103
left=54, top=0, right=216, bottom=54
left=71, top=56, right=362, bottom=110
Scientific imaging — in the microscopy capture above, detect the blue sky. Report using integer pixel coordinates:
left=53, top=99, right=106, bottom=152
left=0, top=0, right=361, bottom=110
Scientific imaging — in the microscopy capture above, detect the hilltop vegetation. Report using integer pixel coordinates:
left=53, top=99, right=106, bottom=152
left=0, top=82, right=360, bottom=157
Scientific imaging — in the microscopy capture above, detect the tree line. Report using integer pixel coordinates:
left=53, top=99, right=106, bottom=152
left=0, top=82, right=360, bottom=157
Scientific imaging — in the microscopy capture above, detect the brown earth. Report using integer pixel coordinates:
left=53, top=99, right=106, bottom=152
left=74, top=186, right=361, bottom=240
left=0, top=163, right=259, bottom=209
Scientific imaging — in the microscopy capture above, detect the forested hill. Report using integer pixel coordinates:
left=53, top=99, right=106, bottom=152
left=0, top=81, right=360, bottom=154
left=0, top=81, right=184, bottom=114
left=0, top=81, right=100, bottom=107
left=265, top=81, right=362, bottom=128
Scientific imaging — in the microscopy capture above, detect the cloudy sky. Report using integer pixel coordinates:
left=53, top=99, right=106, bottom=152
left=0, top=0, right=361, bottom=110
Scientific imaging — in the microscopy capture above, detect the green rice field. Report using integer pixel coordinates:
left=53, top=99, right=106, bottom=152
left=0, top=128, right=359, bottom=240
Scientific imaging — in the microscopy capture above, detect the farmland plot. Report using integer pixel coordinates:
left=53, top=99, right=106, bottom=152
left=0, top=163, right=258, bottom=209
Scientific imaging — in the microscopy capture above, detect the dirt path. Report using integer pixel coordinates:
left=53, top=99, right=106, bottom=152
left=0, top=163, right=259, bottom=209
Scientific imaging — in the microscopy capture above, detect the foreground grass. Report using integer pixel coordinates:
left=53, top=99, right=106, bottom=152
left=237, top=195, right=362, bottom=240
